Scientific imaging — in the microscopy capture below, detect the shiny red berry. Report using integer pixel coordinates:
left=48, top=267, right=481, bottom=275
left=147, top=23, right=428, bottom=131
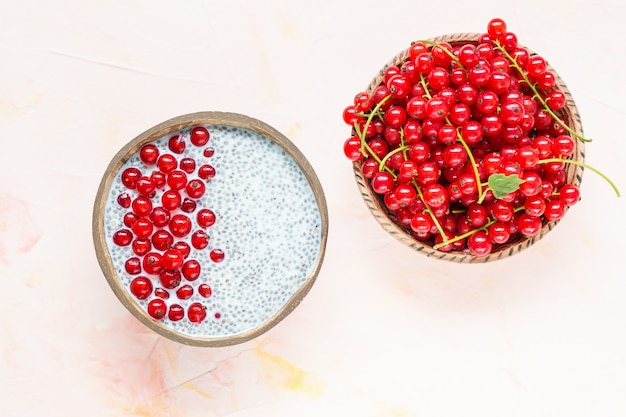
left=161, top=248, right=184, bottom=270
left=168, top=304, right=185, bottom=321
left=176, top=285, right=194, bottom=300
left=159, top=269, right=181, bottom=289
left=125, top=257, right=142, bottom=275
left=169, top=214, right=192, bottom=238
left=190, top=126, right=210, bottom=146
left=187, top=302, right=207, bottom=323
left=198, top=283, right=212, bottom=298
left=191, top=230, right=210, bottom=250
left=181, top=259, right=201, bottom=281
left=210, top=248, right=224, bottom=263
left=139, top=144, right=159, bottom=165
left=113, top=229, right=133, bottom=246
left=129, top=276, right=152, bottom=300
left=147, top=299, right=167, bottom=320
left=168, top=134, right=186, bottom=154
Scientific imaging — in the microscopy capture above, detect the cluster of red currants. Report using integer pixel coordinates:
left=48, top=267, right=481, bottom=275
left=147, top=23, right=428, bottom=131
left=342, top=18, right=604, bottom=257
left=112, top=126, right=223, bottom=323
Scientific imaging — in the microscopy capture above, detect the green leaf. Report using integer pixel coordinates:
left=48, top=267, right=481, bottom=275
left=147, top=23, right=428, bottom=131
left=488, top=173, right=525, bottom=199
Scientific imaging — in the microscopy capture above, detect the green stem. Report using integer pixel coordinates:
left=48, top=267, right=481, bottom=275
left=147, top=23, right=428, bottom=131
left=379, top=145, right=409, bottom=172
left=412, top=179, right=448, bottom=242
left=538, top=158, right=621, bottom=197
left=493, top=41, right=591, bottom=143
left=419, top=39, right=465, bottom=70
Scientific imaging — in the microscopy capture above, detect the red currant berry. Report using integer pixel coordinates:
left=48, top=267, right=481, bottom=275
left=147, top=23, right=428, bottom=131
left=194, top=210, right=215, bottom=229
left=460, top=120, right=483, bottom=145
left=467, top=230, right=492, bottom=257
left=139, top=144, right=159, bottom=165
left=157, top=153, right=178, bottom=173
left=150, top=171, right=167, bottom=189
left=191, top=230, right=210, bottom=250
left=487, top=222, right=510, bottom=244
left=132, top=238, right=151, bottom=256
left=121, top=167, right=142, bottom=189
left=161, top=190, right=182, bottom=211
left=168, top=304, right=185, bottom=321
left=516, top=213, right=543, bottom=236
left=186, top=179, right=206, bottom=199
left=168, top=134, right=186, bottom=154
left=113, top=229, right=133, bottom=246
left=117, top=192, right=131, bottom=208
left=552, top=135, right=575, bottom=157
left=136, top=176, right=156, bottom=196
left=154, top=287, right=170, bottom=299
left=169, top=214, right=192, bottom=238
left=131, top=195, right=153, bottom=217
left=167, top=170, right=188, bottom=191
left=203, top=147, right=215, bottom=158
left=161, top=248, right=184, bottom=270
left=343, top=136, right=363, bottom=161
left=176, top=285, right=194, bottom=300
left=544, top=198, right=566, bottom=221
left=410, top=212, right=434, bottom=235
left=147, top=299, right=167, bottom=320
left=210, top=248, right=225, bottom=263
left=172, top=241, right=191, bottom=259
left=190, top=126, right=210, bottom=146
left=150, top=206, right=171, bottom=228
left=159, top=268, right=182, bottom=289
left=131, top=217, right=153, bottom=239
left=125, top=257, right=142, bottom=275
left=547, top=89, right=566, bottom=111
left=151, top=229, right=174, bottom=251
left=187, top=302, right=207, bottom=323
left=182, top=259, right=201, bottom=281
left=422, top=183, right=448, bottom=207
left=129, top=276, right=152, bottom=300
left=525, top=195, right=547, bottom=217
left=519, top=170, right=543, bottom=197
left=198, top=164, right=216, bottom=180
left=179, top=157, right=197, bottom=174
left=123, top=212, right=139, bottom=228
left=487, top=17, right=507, bottom=42
left=198, top=283, right=212, bottom=298
left=142, top=252, right=163, bottom=275
left=526, top=55, right=547, bottom=77
left=371, top=171, right=395, bottom=194
left=559, top=184, right=581, bottom=206
left=180, top=198, right=197, bottom=213
left=383, top=105, right=407, bottom=128
left=467, top=203, right=489, bottom=227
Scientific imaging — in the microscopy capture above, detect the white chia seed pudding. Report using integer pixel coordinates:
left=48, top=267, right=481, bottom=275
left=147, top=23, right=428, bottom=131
left=102, top=123, right=324, bottom=340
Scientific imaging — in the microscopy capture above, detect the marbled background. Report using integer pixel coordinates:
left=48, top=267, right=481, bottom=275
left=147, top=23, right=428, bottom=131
left=1, top=1, right=625, bottom=416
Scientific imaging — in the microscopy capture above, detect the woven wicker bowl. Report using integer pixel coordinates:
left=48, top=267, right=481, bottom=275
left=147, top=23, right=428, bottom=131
left=352, top=33, right=585, bottom=263
left=93, top=112, right=328, bottom=346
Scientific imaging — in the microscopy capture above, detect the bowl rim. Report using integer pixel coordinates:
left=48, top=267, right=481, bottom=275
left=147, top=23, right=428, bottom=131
left=351, top=32, right=586, bottom=263
left=93, top=111, right=329, bottom=346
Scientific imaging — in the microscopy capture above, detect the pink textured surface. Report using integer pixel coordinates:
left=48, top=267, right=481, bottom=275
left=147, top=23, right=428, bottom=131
left=1, top=1, right=625, bottom=416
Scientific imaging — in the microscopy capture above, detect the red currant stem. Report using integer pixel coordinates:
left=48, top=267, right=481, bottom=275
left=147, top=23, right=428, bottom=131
left=411, top=179, right=448, bottom=241
left=418, top=72, right=485, bottom=203
left=454, top=127, right=485, bottom=202
left=378, top=145, right=409, bottom=172
left=420, top=39, right=465, bottom=70
left=493, top=41, right=591, bottom=143
left=538, top=158, right=621, bottom=197
left=432, top=206, right=526, bottom=250
left=357, top=94, right=392, bottom=153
